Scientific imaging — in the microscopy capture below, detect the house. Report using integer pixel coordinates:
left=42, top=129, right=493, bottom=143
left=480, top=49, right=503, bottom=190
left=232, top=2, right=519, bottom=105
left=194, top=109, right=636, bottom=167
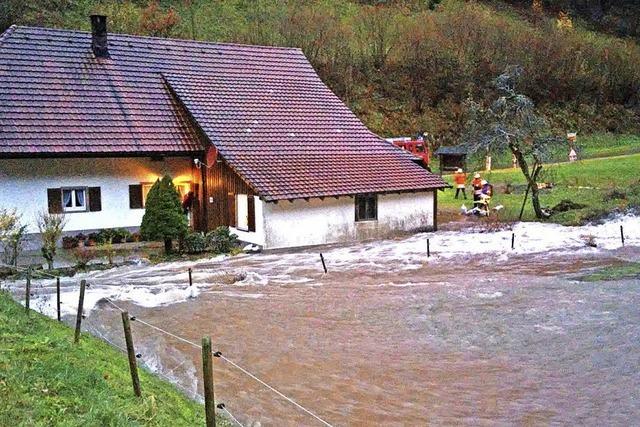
left=0, top=16, right=447, bottom=249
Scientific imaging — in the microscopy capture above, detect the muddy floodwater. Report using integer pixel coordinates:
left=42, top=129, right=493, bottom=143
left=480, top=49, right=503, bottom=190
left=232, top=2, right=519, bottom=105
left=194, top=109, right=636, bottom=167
left=8, top=218, right=640, bottom=426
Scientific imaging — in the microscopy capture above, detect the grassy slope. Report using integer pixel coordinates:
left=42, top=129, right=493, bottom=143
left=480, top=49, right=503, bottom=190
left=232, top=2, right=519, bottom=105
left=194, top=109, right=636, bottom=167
left=0, top=292, right=230, bottom=426
left=577, top=134, right=640, bottom=159
left=578, top=263, right=640, bottom=282
left=452, top=134, right=640, bottom=173
left=439, top=152, right=640, bottom=225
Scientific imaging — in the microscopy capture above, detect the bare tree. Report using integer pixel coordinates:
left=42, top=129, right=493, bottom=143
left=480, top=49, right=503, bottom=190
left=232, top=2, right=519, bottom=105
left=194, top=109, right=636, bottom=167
left=0, top=209, right=27, bottom=267
left=354, top=4, right=401, bottom=70
left=462, top=66, right=561, bottom=219
left=36, top=211, right=66, bottom=269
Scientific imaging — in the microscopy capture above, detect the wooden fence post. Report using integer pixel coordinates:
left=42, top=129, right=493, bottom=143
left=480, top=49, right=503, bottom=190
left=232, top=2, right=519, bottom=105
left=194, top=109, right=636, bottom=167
left=74, top=280, right=86, bottom=344
left=319, top=253, right=328, bottom=274
left=25, top=268, right=31, bottom=314
left=121, top=311, right=142, bottom=397
left=188, top=267, right=193, bottom=287
left=202, top=336, right=216, bottom=427
left=427, top=239, right=430, bottom=257
left=56, top=277, right=61, bottom=322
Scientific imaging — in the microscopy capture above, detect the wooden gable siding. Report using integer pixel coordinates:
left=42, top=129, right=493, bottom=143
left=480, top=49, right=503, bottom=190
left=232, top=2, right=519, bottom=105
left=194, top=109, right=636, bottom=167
left=204, top=158, right=255, bottom=230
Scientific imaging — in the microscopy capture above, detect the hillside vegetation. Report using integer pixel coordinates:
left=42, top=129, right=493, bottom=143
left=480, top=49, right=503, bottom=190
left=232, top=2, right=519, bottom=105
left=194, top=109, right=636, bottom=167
left=485, top=0, right=640, bottom=40
left=1, top=0, right=639, bottom=140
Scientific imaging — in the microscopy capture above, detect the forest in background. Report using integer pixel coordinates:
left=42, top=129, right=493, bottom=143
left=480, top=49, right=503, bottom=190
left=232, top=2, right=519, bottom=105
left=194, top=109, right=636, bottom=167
left=1, top=0, right=639, bottom=142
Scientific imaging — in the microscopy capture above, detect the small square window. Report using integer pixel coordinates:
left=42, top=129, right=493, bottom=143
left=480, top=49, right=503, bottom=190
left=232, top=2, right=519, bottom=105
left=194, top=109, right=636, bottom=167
left=355, top=194, right=377, bottom=222
left=62, top=188, right=87, bottom=212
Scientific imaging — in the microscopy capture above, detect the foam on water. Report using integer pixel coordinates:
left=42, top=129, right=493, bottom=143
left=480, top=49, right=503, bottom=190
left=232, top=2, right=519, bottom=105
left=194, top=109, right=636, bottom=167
left=6, top=215, right=638, bottom=319
left=320, top=214, right=639, bottom=270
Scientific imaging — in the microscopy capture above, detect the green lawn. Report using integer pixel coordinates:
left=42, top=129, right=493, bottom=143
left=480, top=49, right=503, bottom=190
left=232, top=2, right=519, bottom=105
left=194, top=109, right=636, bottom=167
left=439, top=153, right=640, bottom=225
left=0, top=292, right=231, bottom=427
left=578, top=262, right=640, bottom=282
left=445, top=133, right=640, bottom=173
left=578, top=134, right=640, bottom=159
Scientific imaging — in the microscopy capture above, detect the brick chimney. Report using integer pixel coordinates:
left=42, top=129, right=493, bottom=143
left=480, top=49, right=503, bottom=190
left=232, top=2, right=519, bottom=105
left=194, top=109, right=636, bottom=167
left=90, top=15, right=109, bottom=58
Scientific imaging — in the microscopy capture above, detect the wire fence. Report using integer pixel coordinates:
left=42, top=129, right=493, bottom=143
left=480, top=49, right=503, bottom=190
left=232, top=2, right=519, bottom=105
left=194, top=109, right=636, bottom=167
left=103, top=297, right=334, bottom=426
left=3, top=262, right=334, bottom=427
left=2, top=224, right=637, bottom=426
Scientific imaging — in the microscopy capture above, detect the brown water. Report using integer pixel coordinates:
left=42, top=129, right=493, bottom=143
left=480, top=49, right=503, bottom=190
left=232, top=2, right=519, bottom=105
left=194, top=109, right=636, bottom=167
left=74, top=245, right=640, bottom=426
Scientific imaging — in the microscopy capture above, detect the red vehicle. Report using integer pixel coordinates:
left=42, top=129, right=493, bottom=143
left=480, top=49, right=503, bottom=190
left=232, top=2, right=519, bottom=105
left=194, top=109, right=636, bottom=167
left=388, top=138, right=431, bottom=171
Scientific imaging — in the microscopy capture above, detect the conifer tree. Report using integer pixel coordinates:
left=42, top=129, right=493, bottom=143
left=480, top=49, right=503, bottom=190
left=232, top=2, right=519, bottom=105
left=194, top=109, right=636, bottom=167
left=140, top=175, right=188, bottom=254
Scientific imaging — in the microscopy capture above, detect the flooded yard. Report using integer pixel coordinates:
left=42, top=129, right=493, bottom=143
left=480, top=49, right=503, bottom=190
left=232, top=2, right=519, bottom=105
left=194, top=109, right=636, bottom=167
left=6, top=216, right=640, bottom=426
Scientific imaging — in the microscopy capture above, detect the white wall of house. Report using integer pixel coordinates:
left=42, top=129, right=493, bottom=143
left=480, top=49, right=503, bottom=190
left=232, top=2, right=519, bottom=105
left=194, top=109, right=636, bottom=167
left=261, top=191, right=435, bottom=249
left=0, top=157, right=194, bottom=233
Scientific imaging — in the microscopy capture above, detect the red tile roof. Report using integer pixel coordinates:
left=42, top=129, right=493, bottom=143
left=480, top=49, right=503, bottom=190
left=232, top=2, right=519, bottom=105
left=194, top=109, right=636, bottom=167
left=0, top=25, right=446, bottom=200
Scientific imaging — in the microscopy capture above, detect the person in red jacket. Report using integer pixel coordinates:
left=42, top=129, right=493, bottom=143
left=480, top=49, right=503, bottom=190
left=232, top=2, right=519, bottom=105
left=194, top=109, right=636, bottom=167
left=453, top=168, right=467, bottom=199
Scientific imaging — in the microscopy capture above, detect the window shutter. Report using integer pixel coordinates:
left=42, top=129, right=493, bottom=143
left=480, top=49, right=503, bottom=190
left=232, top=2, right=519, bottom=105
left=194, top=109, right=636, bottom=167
left=47, top=188, right=62, bottom=214
left=227, top=193, right=236, bottom=227
left=247, top=196, right=256, bottom=232
left=129, top=184, right=143, bottom=209
left=88, top=187, right=102, bottom=212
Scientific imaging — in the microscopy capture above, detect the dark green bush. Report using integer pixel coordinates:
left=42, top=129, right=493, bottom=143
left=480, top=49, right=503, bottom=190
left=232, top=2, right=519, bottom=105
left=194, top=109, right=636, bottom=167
left=95, top=229, right=115, bottom=244
left=182, top=232, right=207, bottom=254
left=205, top=227, right=239, bottom=254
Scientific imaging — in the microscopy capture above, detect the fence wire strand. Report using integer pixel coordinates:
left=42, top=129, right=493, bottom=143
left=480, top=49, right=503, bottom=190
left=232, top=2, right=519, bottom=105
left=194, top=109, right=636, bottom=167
left=103, top=297, right=334, bottom=427
left=219, top=405, right=244, bottom=427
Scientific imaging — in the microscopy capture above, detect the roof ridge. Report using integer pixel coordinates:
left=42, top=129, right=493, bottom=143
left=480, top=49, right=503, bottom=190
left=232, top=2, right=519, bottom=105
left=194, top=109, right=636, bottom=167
left=12, top=24, right=303, bottom=53
left=0, top=25, right=17, bottom=48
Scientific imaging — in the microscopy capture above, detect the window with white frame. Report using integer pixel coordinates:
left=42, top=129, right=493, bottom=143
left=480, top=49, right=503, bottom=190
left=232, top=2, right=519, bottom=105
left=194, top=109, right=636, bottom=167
left=236, top=194, right=249, bottom=231
left=62, top=188, right=87, bottom=212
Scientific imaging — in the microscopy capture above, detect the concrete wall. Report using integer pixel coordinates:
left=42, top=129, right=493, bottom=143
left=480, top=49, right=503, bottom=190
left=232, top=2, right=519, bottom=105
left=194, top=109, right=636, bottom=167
left=262, top=191, right=435, bottom=249
left=0, top=157, right=195, bottom=233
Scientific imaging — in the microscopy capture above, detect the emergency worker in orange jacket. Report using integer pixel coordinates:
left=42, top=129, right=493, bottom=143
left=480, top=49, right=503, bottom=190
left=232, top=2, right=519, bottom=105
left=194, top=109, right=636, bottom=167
left=453, top=168, right=467, bottom=199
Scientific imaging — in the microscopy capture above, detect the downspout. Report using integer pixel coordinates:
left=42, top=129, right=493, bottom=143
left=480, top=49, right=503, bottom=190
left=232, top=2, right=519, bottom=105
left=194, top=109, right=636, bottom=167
left=200, top=155, right=208, bottom=232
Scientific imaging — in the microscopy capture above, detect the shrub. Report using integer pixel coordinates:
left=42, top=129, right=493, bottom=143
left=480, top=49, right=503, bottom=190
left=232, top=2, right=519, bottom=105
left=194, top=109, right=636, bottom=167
left=36, top=211, right=66, bottom=270
left=72, top=246, right=95, bottom=270
left=140, top=175, right=188, bottom=254
left=62, top=236, right=79, bottom=250
left=98, top=241, right=116, bottom=265
left=0, top=209, right=27, bottom=268
left=111, top=232, right=123, bottom=244
left=205, top=226, right=239, bottom=254
left=85, top=232, right=99, bottom=246
left=96, top=228, right=115, bottom=244
left=110, top=228, right=132, bottom=244
left=182, top=232, right=207, bottom=254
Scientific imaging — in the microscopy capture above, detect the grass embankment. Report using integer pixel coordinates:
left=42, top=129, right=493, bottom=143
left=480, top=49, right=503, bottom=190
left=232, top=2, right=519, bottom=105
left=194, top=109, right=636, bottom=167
left=578, top=263, right=640, bottom=282
left=576, top=134, right=640, bottom=159
left=0, top=292, right=231, bottom=426
left=456, top=134, right=640, bottom=172
left=439, top=152, right=640, bottom=225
